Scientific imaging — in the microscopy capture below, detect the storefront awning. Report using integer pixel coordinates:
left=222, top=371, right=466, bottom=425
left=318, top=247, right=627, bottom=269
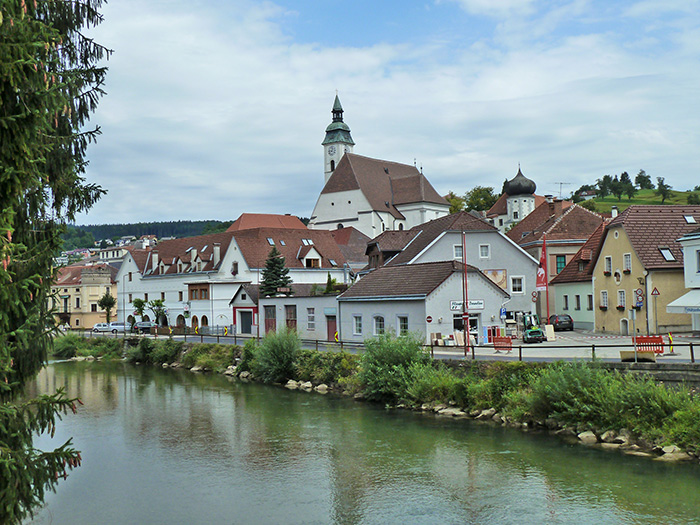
left=667, top=289, right=700, bottom=314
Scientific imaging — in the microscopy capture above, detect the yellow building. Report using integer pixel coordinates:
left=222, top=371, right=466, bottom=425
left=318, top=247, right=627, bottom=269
left=593, top=205, right=700, bottom=335
left=52, top=263, right=118, bottom=329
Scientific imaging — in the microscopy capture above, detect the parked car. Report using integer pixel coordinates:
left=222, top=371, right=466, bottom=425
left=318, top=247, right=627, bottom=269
left=92, top=323, right=110, bottom=332
left=109, top=322, right=130, bottom=333
left=132, top=321, right=157, bottom=334
left=548, top=314, right=574, bottom=331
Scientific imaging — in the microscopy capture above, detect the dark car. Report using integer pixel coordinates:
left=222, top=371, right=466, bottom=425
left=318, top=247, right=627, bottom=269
left=132, top=321, right=157, bottom=334
left=548, top=314, right=574, bottom=331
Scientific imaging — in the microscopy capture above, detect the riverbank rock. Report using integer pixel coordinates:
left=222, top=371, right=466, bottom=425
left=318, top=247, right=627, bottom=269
left=438, top=407, right=466, bottom=418
left=577, top=431, right=598, bottom=444
left=239, top=371, right=251, bottom=381
left=190, top=366, right=203, bottom=372
left=600, top=430, right=617, bottom=443
left=476, top=408, right=496, bottom=420
left=655, top=446, right=694, bottom=462
left=315, top=384, right=329, bottom=394
left=162, top=363, right=170, bottom=368
left=285, top=380, right=299, bottom=390
left=223, top=366, right=236, bottom=376
left=300, top=381, right=313, bottom=391
left=432, top=404, right=448, bottom=413
left=544, top=418, right=559, bottom=430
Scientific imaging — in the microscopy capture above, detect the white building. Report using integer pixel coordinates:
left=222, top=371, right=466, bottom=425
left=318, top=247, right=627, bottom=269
left=667, top=225, right=700, bottom=332
left=308, top=96, right=450, bottom=238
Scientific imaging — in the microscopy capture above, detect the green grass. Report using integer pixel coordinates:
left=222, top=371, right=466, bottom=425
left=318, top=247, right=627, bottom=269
left=587, top=189, right=700, bottom=213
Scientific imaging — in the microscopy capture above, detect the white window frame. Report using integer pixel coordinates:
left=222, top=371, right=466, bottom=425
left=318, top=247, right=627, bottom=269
left=479, top=244, right=490, bottom=259
left=353, top=315, right=362, bottom=335
left=601, top=290, right=608, bottom=308
left=563, top=295, right=569, bottom=310
left=307, top=307, right=315, bottom=331
left=618, top=290, right=626, bottom=308
left=697, top=250, right=700, bottom=273
left=604, top=256, right=612, bottom=273
left=510, top=276, right=524, bottom=294
left=623, top=253, right=632, bottom=272
left=453, top=245, right=463, bottom=260
left=587, top=294, right=593, bottom=311
left=397, top=315, right=409, bottom=335
left=373, top=316, right=385, bottom=335
left=575, top=295, right=581, bottom=311
left=659, top=247, right=675, bottom=262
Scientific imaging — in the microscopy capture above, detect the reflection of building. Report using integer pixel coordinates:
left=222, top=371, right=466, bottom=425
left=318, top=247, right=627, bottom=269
left=52, top=263, right=118, bottom=329
left=308, top=96, right=450, bottom=237
left=593, top=205, right=700, bottom=334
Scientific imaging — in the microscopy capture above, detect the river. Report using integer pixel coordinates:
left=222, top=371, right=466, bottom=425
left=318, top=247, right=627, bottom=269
left=24, top=361, right=700, bottom=524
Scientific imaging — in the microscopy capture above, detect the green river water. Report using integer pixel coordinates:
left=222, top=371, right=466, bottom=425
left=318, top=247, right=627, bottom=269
left=23, top=361, right=700, bottom=524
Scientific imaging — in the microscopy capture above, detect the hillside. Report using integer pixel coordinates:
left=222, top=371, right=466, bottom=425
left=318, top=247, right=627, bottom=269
left=582, top=189, right=700, bottom=214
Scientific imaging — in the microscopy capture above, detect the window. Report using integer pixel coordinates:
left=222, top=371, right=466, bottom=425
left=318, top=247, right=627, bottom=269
left=697, top=250, right=700, bottom=273
left=305, top=258, right=320, bottom=268
left=479, top=245, right=490, bottom=259
left=241, top=294, right=246, bottom=301
left=91, top=304, right=97, bottom=312
left=511, top=276, right=524, bottom=293
left=374, top=316, right=385, bottom=335
left=179, top=291, right=183, bottom=301
left=575, top=295, right=581, bottom=311
left=144, top=293, right=148, bottom=302
left=267, top=238, right=275, bottom=245
left=623, top=253, right=632, bottom=272
left=513, top=211, right=519, bottom=219
left=75, top=297, right=80, bottom=308
left=578, top=261, right=585, bottom=272
left=129, top=272, right=132, bottom=282
left=604, top=256, right=612, bottom=274
left=556, top=255, right=566, bottom=273
left=353, top=315, right=362, bottom=335
left=453, top=245, right=463, bottom=259
left=499, top=218, right=503, bottom=226
left=684, top=215, right=697, bottom=224
left=329, top=259, right=337, bottom=266
left=161, top=292, right=165, bottom=301
left=285, top=305, right=297, bottom=330
left=330, top=160, right=335, bottom=171
left=280, top=240, right=286, bottom=246
left=129, top=293, right=133, bottom=303
left=398, top=316, right=409, bottom=335
left=202, top=289, right=208, bottom=300
left=659, top=247, right=675, bottom=262
left=307, top=308, right=315, bottom=331
left=618, top=290, right=626, bottom=308
left=563, top=295, right=569, bottom=310
left=75, top=319, right=80, bottom=326
left=232, top=262, right=238, bottom=275
left=587, top=294, right=593, bottom=310
left=601, top=290, right=609, bottom=308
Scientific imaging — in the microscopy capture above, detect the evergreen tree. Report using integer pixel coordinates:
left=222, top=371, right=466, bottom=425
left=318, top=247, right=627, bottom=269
left=97, top=291, right=116, bottom=323
left=259, top=247, right=292, bottom=297
left=635, top=169, right=654, bottom=190
left=1, top=1, right=110, bottom=521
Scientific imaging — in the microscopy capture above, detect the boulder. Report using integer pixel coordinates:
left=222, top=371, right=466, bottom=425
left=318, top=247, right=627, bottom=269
left=223, top=366, right=236, bottom=376
left=162, top=363, right=170, bottom=368
left=662, top=445, right=681, bottom=455
left=432, top=404, right=448, bottom=413
left=285, top=380, right=299, bottom=390
left=439, top=407, right=466, bottom=417
left=300, top=381, right=313, bottom=391
left=469, top=409, right=482, bottom=418
left=190, top=366, right=203, bottom=372
left=544, top=418, right=559, bottom=430
left=600, top=430, right=618, bottom=443
left=353, top=393, right=365, bottom=401
left=315, top=384, right=329, bottom=394
left=577, top=431, right=598, bottom=445
left=492, top=413, right=504, bottom=424
left=476, top=408, right=497, bottom=420
left=655, top=450, right=694, bottom=462
left=239, top=371, right=251, bottom=380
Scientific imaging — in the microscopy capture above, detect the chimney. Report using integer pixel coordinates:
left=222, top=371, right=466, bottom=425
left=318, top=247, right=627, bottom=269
left=151, top=250, right=159, bottom=270
left=553, top=199, right=563, bottom=217
left=213, top=243, right=221, bottom=266
left=611, top=206, right=619, bottom=218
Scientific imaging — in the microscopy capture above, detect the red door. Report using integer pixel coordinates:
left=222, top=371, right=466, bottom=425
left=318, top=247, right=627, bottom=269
left=326, top=316, right=337, bottom=342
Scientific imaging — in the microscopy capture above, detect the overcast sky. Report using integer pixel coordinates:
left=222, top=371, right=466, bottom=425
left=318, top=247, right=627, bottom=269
left=78, top=0, right=700, bottom=225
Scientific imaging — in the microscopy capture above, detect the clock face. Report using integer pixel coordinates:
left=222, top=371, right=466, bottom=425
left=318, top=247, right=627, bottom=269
left=328, top=145, right=336, bottom=155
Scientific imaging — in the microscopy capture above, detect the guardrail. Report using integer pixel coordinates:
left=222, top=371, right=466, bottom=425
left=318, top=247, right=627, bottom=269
left=68, top=328, right=697, bottom=363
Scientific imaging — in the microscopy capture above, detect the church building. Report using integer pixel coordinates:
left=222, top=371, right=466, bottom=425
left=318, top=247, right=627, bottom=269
left=308, top=96, right=450, bottom=239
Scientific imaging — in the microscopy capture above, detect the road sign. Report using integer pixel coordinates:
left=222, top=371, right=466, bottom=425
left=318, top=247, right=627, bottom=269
left=635, top=288, right=644, bottom=298
left=500, top=307, right=507, bottom=319
left=462, top=313, right=469, bottom=320
left=635, top=301, right=643, bottom=308
left=651, top=287, right=660, bottom=296
left=426, top=316, right=433, bottom=323
left=334, top=331, right=339, bottom=342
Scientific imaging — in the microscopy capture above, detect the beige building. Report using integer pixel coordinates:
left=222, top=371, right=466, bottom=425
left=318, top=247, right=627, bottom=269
left=52, top=263, right=118, bottom=329
left=592, top=205, right=700, bottom=335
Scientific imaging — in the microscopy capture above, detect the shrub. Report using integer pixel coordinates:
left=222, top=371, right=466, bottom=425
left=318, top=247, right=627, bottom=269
left=151, top=339, right=183, bottom=365
left=664, top=402, right=700, bottom=454
left=52, top=333, right=85, bottom=358
left=295, top=349, right=359, bottom=385
left=126, top=338, right=155, bottom=363
left=358, top=332, right=430, bottom=403
left=251, top=328, right=300, bottom=383
left=237, top=339, right=258, bottom=373
left=405, top=361, right=460, bottom=405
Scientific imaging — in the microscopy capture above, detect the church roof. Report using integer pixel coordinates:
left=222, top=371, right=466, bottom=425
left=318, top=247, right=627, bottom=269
left=504, top=167, right=537, bottom=196
left=322, top=95, right=355, bottom=146
left=321, top=153, right=449, bottom=219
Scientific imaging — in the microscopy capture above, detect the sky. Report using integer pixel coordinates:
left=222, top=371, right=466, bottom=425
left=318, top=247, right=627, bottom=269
left=78, top=0, right=700, bottom=225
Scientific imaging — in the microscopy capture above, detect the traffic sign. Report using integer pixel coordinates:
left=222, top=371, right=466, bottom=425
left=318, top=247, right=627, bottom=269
left=426, top=316, right=433, bottom=323
left=651, top=287, right=660, bottom=296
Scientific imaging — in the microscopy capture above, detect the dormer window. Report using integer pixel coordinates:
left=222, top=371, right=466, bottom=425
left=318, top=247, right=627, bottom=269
left=684, top=215, right=697, bottom=224
left=280, top=240, right=286, bottom=246
left=329, top=259, right=337, bottom=267
left=267, top=238, right=274, bottom=246
left=659, top=247, right=675, bottom=262
left=305, top=258, right=320, bottom=268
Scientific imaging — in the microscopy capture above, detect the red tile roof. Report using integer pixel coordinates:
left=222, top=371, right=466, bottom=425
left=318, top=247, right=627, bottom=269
left=507, top=201, right=598, bottom=246
left=550, top=220, right=609, bottom=285
left=54, top=263, right=118, bottom=286
left=227, top=213, right=307, bottom=231
left=608, top=205, right=700, bottom=270
left=321, top=153, right=448, bottom=219
left=331, top=227, right=371, bottom=267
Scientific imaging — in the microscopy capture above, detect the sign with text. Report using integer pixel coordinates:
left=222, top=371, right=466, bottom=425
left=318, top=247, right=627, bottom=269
left=450, top=300, right=485, bottom=311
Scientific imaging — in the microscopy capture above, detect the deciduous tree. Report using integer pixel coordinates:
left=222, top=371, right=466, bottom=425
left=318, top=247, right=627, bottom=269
left=97, top=291, right=116, bottom=323
left=656, top=177, right=672, bottom=203
left=464, top=186, right=498, bottom=212
left=635, top=169, right=654, bottom=190
left=0, top=0, right=110, bottom=521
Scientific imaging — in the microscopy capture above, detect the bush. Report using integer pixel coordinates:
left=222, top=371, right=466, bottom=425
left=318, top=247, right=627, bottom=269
left=237, top=339, right=258, bottom=373
left=126, top=338, right=155, bottom=363
left=664, top=402, right=700, bottom=454
left=251, top=328, right=300, bottom=383
left=405, top=361, right=461, bottom=405
left=52, top=333, right=85, bottom=358
left=295, top=349, right=359, bottom=385
left=180, top=343, right=237, bottom=370
left=358, top=332, right=430, bottom=403
left=151, top=339, right=183, bottom=365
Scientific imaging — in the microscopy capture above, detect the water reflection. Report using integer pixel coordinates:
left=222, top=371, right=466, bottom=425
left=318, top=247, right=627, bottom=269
left=26, top=362, right=700, bottom=525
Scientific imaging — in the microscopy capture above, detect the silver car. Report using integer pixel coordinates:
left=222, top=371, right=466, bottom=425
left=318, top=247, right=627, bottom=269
left=92, top=323, right=110, bottom=332
left=109, top=322, right=130, bottom=333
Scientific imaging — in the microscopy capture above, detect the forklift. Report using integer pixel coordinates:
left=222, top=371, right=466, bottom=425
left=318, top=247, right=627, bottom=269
left=522, top=313, right=546, bottom=344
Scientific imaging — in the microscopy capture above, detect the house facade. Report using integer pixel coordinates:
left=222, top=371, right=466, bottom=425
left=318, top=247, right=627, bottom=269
left=52, top=263, right=118, bottom=329
left=593, top=205, right=700, bottom=335
left=666, top=226, right=700, bottom=332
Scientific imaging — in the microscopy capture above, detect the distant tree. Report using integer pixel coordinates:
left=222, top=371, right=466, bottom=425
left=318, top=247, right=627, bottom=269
left=464, top=186, right=498, bottom=212
left=579, top=200, right=597, bottom=212
left=260, top=247, right=292, bottom=298
left=619, top=171, right=632, bottom=186
left=97, top=292, right=116, bottom=323
left=445, top=191, right=466, bottom=214
left=693, top=185, right=700, bottom=192
left=201, top=221, right=233, bottom=235
left=596, top=175, right=613, bottom=197
left=610, top=176, right=624, bottom=201
left=656, top=177, right=671, bottom=204
left=688, top=193, right=700, bottom=205
left=656, top=177, right=672, bottom=203
left=147, top=299, right=167, bottom=326
left=635, top=170, right=654, bottom=190
left=624, top=183, right=637, bottom=200
left=132, top=298, right=146, bottom=321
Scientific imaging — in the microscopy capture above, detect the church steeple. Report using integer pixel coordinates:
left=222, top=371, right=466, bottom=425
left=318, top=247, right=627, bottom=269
left=322, top=94, right=355, bottom=184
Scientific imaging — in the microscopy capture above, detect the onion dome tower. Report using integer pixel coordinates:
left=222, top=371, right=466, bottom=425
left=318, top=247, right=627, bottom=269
left=322, top=95, right=355, bottom=183
left=505, top=166, right=537, bottom=223
left=504, top=166, right=537, bottom=196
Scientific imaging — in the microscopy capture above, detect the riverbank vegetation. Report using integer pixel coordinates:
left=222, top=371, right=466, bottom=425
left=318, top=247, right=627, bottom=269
left=55, top=331, right=700, bottom=458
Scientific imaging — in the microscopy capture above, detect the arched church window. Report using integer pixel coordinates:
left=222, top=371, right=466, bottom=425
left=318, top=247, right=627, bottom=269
left=337, top=224, right=344, bottom=229
left=330, top=160, right=335, bottom=171
left=398, top=224, right=404, bottom=230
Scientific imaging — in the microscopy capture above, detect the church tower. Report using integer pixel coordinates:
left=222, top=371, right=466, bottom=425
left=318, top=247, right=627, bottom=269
left=322, top=95, right=355, bottom=183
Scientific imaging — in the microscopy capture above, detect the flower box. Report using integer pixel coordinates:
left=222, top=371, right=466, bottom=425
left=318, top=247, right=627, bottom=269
left=603, top=271, right=612, bottom=276
left=599, top=306, right=608, bottom=311
left=623, top=269, right=631, bottom=274
left=616, top=305, right=626, bottom=311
